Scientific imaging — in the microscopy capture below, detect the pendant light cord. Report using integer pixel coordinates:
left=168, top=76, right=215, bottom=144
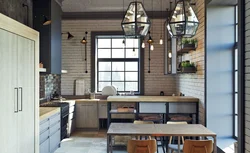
left=85, top=32, right=88, bottom=73
left=161, top=0, right=163, bottom=36
left=148, top=44, right=151, bottom=73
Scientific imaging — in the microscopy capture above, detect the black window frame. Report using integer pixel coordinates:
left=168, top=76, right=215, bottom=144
left=91, top=31, right=145, bottom=94
left=233, top=4, right=238, bottom=139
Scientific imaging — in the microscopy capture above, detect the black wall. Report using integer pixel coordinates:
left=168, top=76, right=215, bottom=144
left=0, top=0, right=33, bottom=27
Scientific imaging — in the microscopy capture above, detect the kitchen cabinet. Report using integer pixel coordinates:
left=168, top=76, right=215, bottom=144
left=0, top=13, right=39, bottom=153
left=76, top=102, right=98, bottom=129
left=40, top=111, right=61, bottom=153
left=98, top=102, right=107, bottom=119
left=33, top=0, right=62, bottom=74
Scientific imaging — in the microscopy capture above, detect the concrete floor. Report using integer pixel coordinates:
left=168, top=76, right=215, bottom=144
left=54, top=130, right=167, bottom=153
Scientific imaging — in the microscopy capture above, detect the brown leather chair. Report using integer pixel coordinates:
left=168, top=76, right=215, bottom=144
left=127, top=139, right=157, bottom=153
left=183, top=140, right=213, bottom=153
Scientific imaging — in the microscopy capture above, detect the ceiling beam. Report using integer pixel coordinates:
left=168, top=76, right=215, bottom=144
left=62, top=11, right=170, bottom=20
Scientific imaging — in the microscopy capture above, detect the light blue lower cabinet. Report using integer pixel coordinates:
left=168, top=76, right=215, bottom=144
left=50, top=130, right=61, bottom=153
left=40, top=138, right=49, bottom=153
left=40, top=112, right=61, bottom=153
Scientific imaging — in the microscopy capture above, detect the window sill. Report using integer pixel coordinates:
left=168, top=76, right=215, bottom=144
left=217, top=137, right=237, bottom=153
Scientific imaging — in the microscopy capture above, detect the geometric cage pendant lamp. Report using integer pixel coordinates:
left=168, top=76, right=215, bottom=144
left=167, top=0, right=199, bottom=38
left=121, top=1, right=151, bottom=38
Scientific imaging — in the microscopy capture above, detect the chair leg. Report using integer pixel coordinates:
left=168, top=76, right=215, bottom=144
left=161, top=137, right=165, bottom=153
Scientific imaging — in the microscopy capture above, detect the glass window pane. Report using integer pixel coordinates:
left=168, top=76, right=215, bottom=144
left=112, top=72, right=124, bottom=81
left=126, top=62, right=138, bottom=71
left=126, top=38, right=139, bottom=48
left=112, top=49, right=125, bottom=58
left=125, top=72, right=138, bottom=81
left=235, top=116, right=238, bottom=137
left=236, top=24, right=238, bottom=42
left=112, top=82, right=124, bottom=91
left=112, top=62, right=124, bottom=71
left=235, top=71, right=238, bottom=92
left=125, top=82, right=138, bottom=91
left=235, top=49, right=238, bottom=70
left=235, top=93, right=238, bottom=114
left=112, top=39, right=124, bottom=48
left=98, top=82, right=111, bottom=91
left=99, top=72, right=111, bottom=81
left=99, top=62, right=111, bottom=71
left=126, top=49, right=139, bottom=58
left=98, top=49, right=111, bottom=58
left=98, top=39, right=111, bottom=48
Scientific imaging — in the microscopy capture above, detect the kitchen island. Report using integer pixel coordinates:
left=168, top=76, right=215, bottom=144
left=107, top=96, right=199, bottom=127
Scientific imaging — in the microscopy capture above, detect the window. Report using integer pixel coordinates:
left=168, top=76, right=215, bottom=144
left=233, top=4, right=238, bottom=139
left=95, top=36, right=140, bottom=93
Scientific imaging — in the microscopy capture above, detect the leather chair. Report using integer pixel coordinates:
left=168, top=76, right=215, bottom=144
left=127, top=139, right=157, bottom=153
left=183, top=140, right=213, bottom=153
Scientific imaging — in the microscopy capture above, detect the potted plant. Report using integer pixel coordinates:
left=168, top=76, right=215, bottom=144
left=181, top=60, right=196, bottom=73
left=181, top=38, right=198, bottom=49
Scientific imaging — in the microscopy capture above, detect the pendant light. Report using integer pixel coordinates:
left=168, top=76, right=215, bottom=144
left=81, top=32, right=88, bottom=44
left=167, top=0, right=199, bottom=38
left=141, top=40, right=145, bottom=48
left=43, top=15, right=51, bottom=25
left=121, top=1, right=151, bottom=37
left=159, top=0, right=163, bottom=45
left=81, top=31, right=88, bottom=73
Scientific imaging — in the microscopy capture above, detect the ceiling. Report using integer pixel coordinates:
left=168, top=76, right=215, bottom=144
left=62, top=0, right=171, bottom=12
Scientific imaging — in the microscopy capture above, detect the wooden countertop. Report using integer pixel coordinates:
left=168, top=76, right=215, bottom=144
left=40, top=107, right=60, bottom=121
left=107, top=96, right=199, bottom=103
left=75, top=99, right=107, bottom=103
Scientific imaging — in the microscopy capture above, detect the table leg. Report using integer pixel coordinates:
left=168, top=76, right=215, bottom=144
left=178, top=136, right=180, bottom=153
left=107, top=102, right=111, bottom=128
left=213, top=136, right=217, bottom=153
left=196, top=102, right=199, bottom=124
left=107, top=135, right=110, bottom=153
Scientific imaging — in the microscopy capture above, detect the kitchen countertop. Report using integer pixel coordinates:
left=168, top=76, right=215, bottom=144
left=75, top=99, right=107, bottom=103
left=40, top=107, right=60, bottom=121
left=107, top=96, right=199, bottom=103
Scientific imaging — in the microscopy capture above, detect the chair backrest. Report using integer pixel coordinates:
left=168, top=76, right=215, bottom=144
left=134, top=120, right=154, bottom=140
left=167, top=121, right=187, bottom=144
left=183, top=140, right=213, bottom=153
left=127, top=139, right=157, bottom=153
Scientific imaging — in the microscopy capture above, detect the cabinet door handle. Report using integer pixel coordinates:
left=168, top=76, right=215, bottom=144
left=14, top=88, right=18, bottom=113
left=19, top=87, right=23, bottom=111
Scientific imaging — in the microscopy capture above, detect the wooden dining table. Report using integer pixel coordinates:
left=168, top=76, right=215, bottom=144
left=107, top=123, right=217, bottom=153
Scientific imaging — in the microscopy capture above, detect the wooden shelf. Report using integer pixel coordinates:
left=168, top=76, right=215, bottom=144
left=39, top=68, right=47, bottom=73
left=177, top=47, right=197, bottom=55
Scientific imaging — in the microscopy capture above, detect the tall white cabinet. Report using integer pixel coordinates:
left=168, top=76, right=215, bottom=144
left=0, top=13, right=39, bottom=153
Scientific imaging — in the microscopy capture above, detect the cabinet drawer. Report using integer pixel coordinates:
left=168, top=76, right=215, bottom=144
left=50, top=113, right=60, bottom=126
left=139, top=103, right=166, bottom=113
left=40, top=129, right=49, bottom=144
left=40, top=119, right=49, bottom=134
left=40, top=138, right=49, bottom=153
left=169, top=103, right=196, bottom=113
left=50, top=121, right=60, bottom=136
left=49, top=130, right=61, bottom=153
